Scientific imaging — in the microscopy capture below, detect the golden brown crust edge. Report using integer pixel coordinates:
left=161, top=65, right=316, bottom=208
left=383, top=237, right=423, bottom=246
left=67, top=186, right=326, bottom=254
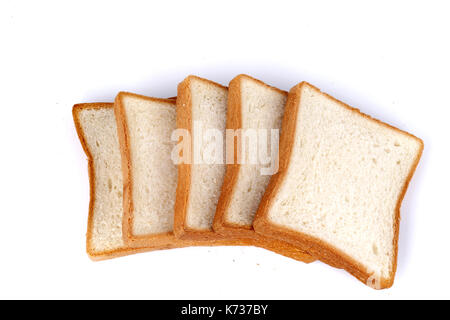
left=173, top=75, right=254, bottom=244
left=212, top=75, right=315, bottom=263
left=173, top=78, right=193, bottom=239
left=212, top=76, right=242, bottom=233
left=253, top=82, right=424, bottom=289
left=73, top=103, right=158, bottom=260
left=113, top=95, right=134, bottom=245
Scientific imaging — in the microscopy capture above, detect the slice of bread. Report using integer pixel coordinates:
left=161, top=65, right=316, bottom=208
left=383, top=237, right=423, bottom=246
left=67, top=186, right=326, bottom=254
left=73, top=103, right=152, bottom=260
left=115, top=92, right=248, bottom=247
left=174, top=76, right=248, bottom=242
left=253, top=82, right=423, bottom=289
left=213, top=75, right=314, bottom=263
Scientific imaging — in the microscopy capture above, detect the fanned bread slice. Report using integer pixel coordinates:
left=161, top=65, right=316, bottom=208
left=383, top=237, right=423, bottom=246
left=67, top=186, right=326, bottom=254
left=253, top=82, right=423, bottom=289
left=114, top=92, right=244, bottom=248
left=213, top=75, right=314, bottom=263
left=73, top=103, right=152, bottom=260
left=174, top=76, right=249, bottom=243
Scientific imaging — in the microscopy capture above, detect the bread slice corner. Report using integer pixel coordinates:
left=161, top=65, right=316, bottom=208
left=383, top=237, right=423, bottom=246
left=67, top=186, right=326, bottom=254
left=254, top=82, right=423, bottom=288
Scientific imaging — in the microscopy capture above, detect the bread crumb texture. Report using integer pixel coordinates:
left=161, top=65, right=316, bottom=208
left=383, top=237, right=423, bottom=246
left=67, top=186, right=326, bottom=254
left=123, top=95, right=177, bottom=236
left=186, top=78, right=228, bottom=230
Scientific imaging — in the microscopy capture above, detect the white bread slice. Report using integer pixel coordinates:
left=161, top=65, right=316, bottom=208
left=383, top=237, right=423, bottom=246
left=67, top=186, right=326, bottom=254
left=73, top=103, right=152, bottom=260
left=213, top=75, right=314, bottom=263
left=253, top=82, right=423, bottom=289
left=114, top=92, right=247, bottom=247
left=173, top=76, right=242, bottom=242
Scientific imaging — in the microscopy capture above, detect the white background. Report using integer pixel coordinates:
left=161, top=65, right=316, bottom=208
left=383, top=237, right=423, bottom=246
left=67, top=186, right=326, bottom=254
left=0, top=0, right=448, bottom=299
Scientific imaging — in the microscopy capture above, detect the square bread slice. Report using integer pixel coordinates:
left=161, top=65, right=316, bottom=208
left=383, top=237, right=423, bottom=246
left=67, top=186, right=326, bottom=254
left=213, top=75, right=314, bottom=263
left=253, top=82, right=423, bottom=289
left=114, top=92, right=247, bottom=247
left=73, top=103, right=153, bottom=260
left=174, top=76, right=252, bottom=243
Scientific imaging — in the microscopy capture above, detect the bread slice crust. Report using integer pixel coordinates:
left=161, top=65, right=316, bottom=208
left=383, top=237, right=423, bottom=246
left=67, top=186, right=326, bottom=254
left=73, top=103, right=160, bottom=260
left=115, top=92, right=249, bottom=248
left=253, top=82, right=424, bottom=288
left=212, top=74, right=315, bottom=263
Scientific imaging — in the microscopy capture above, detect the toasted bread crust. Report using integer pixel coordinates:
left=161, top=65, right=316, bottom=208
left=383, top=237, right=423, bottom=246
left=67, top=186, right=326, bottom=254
left=253, top=82, right=424, bottom=288
left=173, top=75, right=252, bottom=244
left=73, top=103, right=160, bottom=260
left=212, top=75, right=315, bottom=263
left=114, top=92, right=249, bottom=248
